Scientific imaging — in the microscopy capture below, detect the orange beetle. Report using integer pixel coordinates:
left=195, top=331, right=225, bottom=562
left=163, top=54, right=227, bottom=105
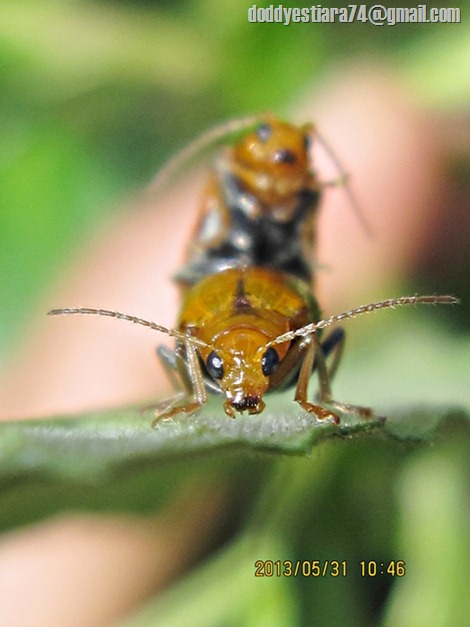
left=175, top=115, right=320, bottom=285
left=49, top=268, right=456, bottom=425
left=174, top=267, right=325, bottom=419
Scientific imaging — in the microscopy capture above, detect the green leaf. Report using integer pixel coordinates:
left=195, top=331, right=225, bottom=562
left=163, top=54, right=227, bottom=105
left=0, top=398, right=383, bottom=480
left=1, top=400, right=468, bottom=532
left=384, top=433, right=470, bottom=627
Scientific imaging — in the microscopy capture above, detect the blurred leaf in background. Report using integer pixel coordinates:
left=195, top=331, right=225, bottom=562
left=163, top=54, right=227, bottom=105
left=0, top=1, right=469, bottom=626
left=1, top=0, right=468, bottom=353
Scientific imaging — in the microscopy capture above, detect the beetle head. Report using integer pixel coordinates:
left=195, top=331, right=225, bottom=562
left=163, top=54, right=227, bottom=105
left=230, top=115, right=314, bottom=207
left=201, top=327, right=288, bottom=416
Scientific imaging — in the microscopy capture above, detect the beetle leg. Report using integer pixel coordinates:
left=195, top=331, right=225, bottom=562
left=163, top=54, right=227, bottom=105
left=315, top=329, right=372, bottom=420
left=152, top=339, right=208, bottom=426
left=157, top=343, right=223, bottom=396
left=141, top=346, right=185, bottom=416
left=269, top=328, right=344, bottom=393
left=294, top=336, right=340, bottom=423
left=320, top=174, right=349, bottom=189
left=142, top=344, right=191, bottom=415
left=268, top=338, right=306, bottom=390
left=156, top=344, right=188, bottom=391
left=325, top=397, right=373, bottom=420
left=320, top=327, right=345, bottom=381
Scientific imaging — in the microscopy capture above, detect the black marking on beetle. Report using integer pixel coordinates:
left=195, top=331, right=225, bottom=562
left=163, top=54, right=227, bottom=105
left=233, top=278, right=252, bottom=309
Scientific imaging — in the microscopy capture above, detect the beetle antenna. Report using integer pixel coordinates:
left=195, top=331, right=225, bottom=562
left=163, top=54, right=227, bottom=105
left=315, top=129, right=373, bottom=237
left=47, top=307, right=212, bottom=350
left=149, top=114, right=263, bottom=193
left=267, top=295, right=459, bottom=346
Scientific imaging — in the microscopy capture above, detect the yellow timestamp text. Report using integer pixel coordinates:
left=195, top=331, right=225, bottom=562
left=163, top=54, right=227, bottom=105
left=254, top=560, right=407, bottom=578
left=254, top=560, right=347, bottom=577
left=359, top=560, right=406, bottom=577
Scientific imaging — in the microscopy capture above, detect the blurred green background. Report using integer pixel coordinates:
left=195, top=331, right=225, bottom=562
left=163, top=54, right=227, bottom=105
left=0, top=1, right=469, bottom=626
left=0, top=0, right=469, bottom=355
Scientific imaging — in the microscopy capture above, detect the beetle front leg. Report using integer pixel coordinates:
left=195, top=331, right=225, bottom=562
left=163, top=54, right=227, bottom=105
left=152, top=339, right=207, bottom=426
left=294, top=336, right=340, bottom=423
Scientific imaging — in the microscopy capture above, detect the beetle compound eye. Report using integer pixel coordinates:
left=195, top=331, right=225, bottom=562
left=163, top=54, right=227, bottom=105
left=256, top=122, right=272, bottom=142
left=273, top=149, right=297, bottom=165
left=261, top=347, right=280, bottom=376
left=206, top=351, right=224, bottom=379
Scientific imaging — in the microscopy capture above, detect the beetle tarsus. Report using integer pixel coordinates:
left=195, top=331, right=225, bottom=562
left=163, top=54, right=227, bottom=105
left=296, top=400, right=341, bottom=424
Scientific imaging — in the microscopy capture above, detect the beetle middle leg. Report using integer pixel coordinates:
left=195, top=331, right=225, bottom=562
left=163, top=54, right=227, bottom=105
left=141, top=345, right=189, bottom=417
left=319, top=327, right=344, bottom=381
left=314, top=329, right=372, bottom=420
left=156, top=344, right=190, bottom=391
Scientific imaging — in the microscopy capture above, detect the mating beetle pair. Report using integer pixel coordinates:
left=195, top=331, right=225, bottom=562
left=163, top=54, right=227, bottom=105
left=49, top=115, right=456, bottom=425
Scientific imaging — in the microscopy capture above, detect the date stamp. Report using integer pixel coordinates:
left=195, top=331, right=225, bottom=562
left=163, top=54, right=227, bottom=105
left=254, top=560, right=406, bottom=577
left=255, top=560, right=347, bottom=577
